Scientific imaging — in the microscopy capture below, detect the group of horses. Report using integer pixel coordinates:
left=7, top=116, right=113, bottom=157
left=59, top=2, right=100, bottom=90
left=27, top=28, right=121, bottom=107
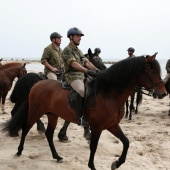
left=0, top=51, right=168, bottom=170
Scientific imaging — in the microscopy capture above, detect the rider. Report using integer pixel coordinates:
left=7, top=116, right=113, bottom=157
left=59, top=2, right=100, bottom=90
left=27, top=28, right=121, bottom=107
left=41, top=32, right=64, bottom=80
left=94, top=48, right=102, bottom=61
left=164, top=59, right=170, bottom=83
left=62, top=27, right=98, bottom=126
left=127, top=47, right=135, bottom=58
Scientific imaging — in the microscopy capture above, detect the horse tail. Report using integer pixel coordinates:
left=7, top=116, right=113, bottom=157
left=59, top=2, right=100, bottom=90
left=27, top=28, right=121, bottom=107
left=1, top=100, right=29, bottom=136
left=136, top=89, right=142, bottom=105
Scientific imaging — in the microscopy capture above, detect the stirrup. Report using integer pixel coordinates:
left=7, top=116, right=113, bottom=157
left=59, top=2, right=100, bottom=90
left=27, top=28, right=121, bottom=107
left=78, top=117, right=89, bottom=126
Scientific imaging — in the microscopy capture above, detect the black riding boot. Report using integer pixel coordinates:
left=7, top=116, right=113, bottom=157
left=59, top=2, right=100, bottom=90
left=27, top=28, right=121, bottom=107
left=76, top=94, right=89, bottom=126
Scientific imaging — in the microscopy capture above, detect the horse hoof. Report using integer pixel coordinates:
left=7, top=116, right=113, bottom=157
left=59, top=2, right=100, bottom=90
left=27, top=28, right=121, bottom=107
left=59, top=136, right=70, bottom=143
left=15, top=152, right=21, bottom=156
left=10, top=132, right=19, bottom=137
left=111, top=161, right=117, bottom=170
left=57, top=157, right=63, bottom=163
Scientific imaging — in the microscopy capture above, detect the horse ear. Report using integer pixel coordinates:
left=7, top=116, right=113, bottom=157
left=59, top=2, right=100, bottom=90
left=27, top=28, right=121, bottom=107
left=23, top=63, right=26, bottom=67
left=88, top=48, right=92, bottom=54
left=145, top=52, right=158, bottom=63
left=88, top=48, right=93, bottom=56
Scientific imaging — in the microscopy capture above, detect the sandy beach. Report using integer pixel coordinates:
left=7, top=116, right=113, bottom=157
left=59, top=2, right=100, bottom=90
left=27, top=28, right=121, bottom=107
left=0, top=61, right=170, bottom=170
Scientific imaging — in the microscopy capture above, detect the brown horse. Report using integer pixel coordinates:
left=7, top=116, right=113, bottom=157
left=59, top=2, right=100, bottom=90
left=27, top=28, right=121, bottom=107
left=0, top=62, right=27, bottom=114
left=2, top=54, right=166, bottom=170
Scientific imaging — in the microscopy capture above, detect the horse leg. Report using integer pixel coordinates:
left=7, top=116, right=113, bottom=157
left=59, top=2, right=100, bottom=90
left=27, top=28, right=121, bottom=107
left=16, top=125, right=30, bottom=156
left=46, top=113, right=63, bottom=162
left=1, top=93, right=7, bottom=114
left=125, top=100, right=129, bottom=118
left=58, top=120, right=70, bottom=142
left=36, top=119, right=45, bottom=133
left=107, top=125, right=129, bottom=169
left=84, top=125, right=91, bottom=141
left=129, top=95, right=135, bottom=120
left=88, top=129, right=101, bottom=170
left=130, top=95, right=135, bottom=110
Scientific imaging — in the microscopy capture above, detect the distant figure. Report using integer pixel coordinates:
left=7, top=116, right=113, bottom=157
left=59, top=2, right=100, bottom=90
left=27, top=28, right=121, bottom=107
left=41, top=32, right=64, bottom=80
left=94, top=48, right=102, bottom=61
left=164, top=59, right=170, bottom=83
left=127, top=47, right=135, bottom=58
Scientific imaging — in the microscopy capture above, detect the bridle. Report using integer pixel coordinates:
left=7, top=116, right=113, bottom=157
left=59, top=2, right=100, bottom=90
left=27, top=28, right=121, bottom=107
left=135, top=62, right=163, bottom=97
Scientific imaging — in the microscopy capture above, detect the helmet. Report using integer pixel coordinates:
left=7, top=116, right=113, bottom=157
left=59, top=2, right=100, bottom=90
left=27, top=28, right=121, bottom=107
left=127, top=47, right=135, bottom=52
left=94, top=48, right=101, bottom=53
left=67, top=27, right=84, bottom=38
left=50, top=32, right=62, bottom=41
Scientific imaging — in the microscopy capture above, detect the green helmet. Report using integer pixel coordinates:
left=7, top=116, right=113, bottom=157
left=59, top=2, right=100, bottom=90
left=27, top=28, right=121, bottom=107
left=127, top=47, right=135, bottom=52
left=94, top=48, right=101, bottom=53
left=67, top=27, right=84, bottom=38
left=50, top=32, right=62, bottom=41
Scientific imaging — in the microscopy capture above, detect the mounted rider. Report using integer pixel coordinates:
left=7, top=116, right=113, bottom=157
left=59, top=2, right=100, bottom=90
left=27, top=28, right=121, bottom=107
left=94, top=48, right=102, bottom=61
left=62, top=27, right=98, bottom=126
left=41, top=32, right=64, bottom=80
left=127, top=47, right=136, bottom=58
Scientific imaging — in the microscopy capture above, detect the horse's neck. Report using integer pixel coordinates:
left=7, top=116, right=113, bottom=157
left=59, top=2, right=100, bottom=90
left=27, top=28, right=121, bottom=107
left=3, top=67, right=19, bottom=80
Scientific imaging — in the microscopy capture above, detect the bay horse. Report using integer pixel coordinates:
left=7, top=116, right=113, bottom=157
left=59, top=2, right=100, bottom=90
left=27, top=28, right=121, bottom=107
left=0, top=62, right=27, bottom=114
left=8, top=48, right=105, bottom=139
left=1, top=54, right=166, bottom=170
left=58, top=48, right=107, bottom=142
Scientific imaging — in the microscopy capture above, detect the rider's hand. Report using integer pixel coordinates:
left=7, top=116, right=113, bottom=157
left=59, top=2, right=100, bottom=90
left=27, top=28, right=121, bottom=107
left=86, top=70, right=98, bottom=78
left=51, top=67, right=58, bottom=72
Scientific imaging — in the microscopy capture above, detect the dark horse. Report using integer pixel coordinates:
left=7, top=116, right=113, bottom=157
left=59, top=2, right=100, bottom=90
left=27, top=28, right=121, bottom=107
left=125, top=88, right=143, bottom=120
left=10, top=72, right=47, bottom=136
left=2, top=54, right=166, bottom=170
left=0, top=62, right=27, bottom=114
left=58, top=48, right=107, bottom=142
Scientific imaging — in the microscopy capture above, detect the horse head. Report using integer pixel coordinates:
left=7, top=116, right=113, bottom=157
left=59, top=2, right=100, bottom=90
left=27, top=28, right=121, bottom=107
left=87, top=48, right=107, bottom=70
left=138, top=53, right=166, bottom=99
left=17, top=63, right=27, bottom=78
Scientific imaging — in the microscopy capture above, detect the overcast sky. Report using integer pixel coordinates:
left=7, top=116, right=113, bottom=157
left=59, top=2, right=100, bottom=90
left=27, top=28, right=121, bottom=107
left=0, top=0, right=170, bottom=61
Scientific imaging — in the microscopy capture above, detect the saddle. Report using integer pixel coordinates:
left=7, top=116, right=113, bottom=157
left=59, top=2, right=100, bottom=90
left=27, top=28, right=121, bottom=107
left=37, top=72, right=48, bottom=80
left=62, top=81, right=89, bottom=110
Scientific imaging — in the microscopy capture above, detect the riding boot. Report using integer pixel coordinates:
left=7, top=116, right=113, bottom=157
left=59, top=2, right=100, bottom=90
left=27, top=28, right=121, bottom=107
left=76, top=94, right=89, bottom=126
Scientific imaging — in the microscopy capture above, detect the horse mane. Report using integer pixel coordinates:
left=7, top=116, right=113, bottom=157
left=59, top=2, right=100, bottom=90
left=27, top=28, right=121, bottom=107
left=86, top=56, right=161, bottom=106
left=0, top=62, right=22, bottom=70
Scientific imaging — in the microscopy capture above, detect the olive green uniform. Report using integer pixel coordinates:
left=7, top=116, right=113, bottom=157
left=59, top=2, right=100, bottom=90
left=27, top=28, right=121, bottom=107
left=41, top=44, right=63, bottom=74
left=62, top=44, right=88, bottom=84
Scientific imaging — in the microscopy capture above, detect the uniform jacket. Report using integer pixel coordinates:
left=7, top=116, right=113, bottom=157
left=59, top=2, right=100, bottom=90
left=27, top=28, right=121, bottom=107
left=62, top=44, right=88, bottom=84
left=41, top=44, right=63, bottom=74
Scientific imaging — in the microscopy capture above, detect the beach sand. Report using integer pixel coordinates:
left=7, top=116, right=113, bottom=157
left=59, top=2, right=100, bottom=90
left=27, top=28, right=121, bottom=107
left=0, top=61, right=170, bottom=170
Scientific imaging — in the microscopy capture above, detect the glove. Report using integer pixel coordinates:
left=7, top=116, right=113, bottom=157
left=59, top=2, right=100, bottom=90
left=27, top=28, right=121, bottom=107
left=86, top=70, right=97, bottom=78
left=95, top=69, right=102, bottom=76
